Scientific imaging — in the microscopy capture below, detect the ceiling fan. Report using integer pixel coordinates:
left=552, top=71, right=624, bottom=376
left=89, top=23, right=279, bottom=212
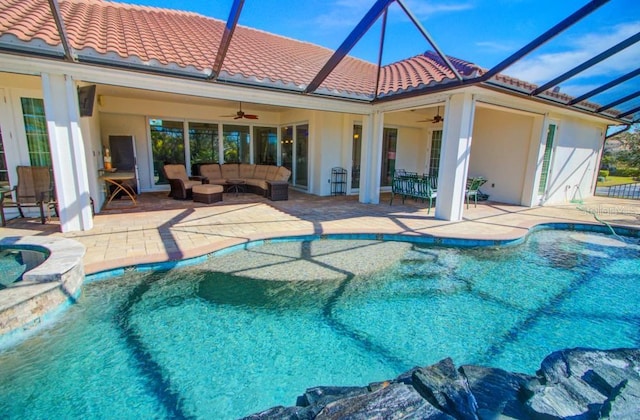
left=430, top=106, right=444, bottom=123
left=416, top=106, right=444, bottom=124
left=220, top=102, right=258, bottom=120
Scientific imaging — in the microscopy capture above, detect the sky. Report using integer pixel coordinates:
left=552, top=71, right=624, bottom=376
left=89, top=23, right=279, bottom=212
left=124, top=0, right=639, bottom=116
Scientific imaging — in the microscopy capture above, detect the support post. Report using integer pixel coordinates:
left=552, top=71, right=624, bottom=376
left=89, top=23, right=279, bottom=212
left=435, top=93, right=476, bottom=221
left=42, top=73, right=93, bottom=232
left=358, top=112, right=383, bottom=204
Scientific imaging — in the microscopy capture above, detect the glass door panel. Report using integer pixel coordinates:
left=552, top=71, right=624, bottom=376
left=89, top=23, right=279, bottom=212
left=351, top=125, right=362, bottom=189
left=223, top=124, right=250, bottom=163
left=281, top=125, right=293, bottom=172
left=21, top=98, right=51, bottom=167
left=538, top=123, right=557, bottom=194
left=0, top=126, right=8, bottom=187
left=380, top=127, right=397, bottom=187
left=189, top=122, right=219, bottom=167
left=429, top=130, right=442, bottom=177
left=254, top=126, right=277, bottom=165
left=295, top=124, right=308, bottom=188
left=150, top=119, right=185, bottom=186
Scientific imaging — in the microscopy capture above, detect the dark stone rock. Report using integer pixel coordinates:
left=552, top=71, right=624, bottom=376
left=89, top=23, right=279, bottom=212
left=240, top=405, right=310, bottom=420
left=243, top=348, right=640, bottom=420
left=315, top=382, right=453, bottom=420
left=300, top=386, right=369, bottom=407
left=526, top=347, right=640, bottom=419
left=461, top=364, right=538, bottom=419
left=412, top=358, right=479, bottom=420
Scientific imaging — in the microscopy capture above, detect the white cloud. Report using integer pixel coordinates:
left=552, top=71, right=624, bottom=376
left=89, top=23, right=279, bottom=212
left=311, top=0, right=473, bottom=30
left=505, top=21, right=640, bottom=84
left=475, top=40, right=519, bottom=53
left=401, top=1, right=474, bottom=19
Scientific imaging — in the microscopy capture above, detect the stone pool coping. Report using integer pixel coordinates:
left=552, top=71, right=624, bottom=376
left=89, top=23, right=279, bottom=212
left=0, top=236, right=86, bottom=338
left=85, top=222, right=640, bottom=282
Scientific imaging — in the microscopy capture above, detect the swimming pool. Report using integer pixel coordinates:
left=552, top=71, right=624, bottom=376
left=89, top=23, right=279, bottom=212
left=0, top=228, right=638, bottom=418
left=0, top=247, right=46, bottom=287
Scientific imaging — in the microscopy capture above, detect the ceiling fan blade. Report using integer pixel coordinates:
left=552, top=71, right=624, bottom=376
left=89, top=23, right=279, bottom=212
left=221, top=102, right=259, bottom=119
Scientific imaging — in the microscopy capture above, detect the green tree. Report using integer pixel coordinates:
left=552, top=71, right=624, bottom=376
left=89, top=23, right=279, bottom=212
left=614, top=125, right=640, bottom=168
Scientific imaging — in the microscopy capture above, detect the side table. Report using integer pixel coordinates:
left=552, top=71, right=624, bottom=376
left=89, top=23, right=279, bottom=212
left=227, top=179, right=246, bottom=196
left=267, top=180, right=289, bottom=201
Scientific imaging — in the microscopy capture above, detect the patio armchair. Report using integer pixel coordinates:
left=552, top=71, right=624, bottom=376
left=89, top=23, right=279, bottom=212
left=162, top=164, right=205, bottom=200
left=466, top=177, right=487, bottom=209
left=0, top=165, right=57, bottom=226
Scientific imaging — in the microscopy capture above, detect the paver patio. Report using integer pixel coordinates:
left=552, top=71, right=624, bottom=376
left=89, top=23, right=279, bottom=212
left=1, top=190, right=639, bottom=275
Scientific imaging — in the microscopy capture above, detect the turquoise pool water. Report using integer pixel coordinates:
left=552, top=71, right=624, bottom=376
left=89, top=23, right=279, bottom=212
left=0, top=229, right=638, bottom=419
left=0, top=248, right=47, bottom=288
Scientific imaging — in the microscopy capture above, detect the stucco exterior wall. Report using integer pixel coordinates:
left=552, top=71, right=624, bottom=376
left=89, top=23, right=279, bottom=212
left=312, top=111, right=344, bottom=196
left=471, top=107, right=536, bottom=205
left=385, top=112, right=431, bottom=176
left=543, top=118, right=604, bottom=205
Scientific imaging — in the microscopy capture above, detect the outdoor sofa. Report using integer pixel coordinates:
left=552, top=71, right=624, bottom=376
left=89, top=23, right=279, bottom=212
left=198, top=163, right=291, bottom=199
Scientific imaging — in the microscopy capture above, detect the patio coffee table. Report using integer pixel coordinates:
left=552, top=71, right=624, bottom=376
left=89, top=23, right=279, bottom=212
left=227, top=179, right=246, bottom=196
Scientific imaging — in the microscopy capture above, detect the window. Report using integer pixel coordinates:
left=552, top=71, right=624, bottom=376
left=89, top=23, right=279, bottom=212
left=223, top=124, right=250, bottom=163
left=189, top=122, right=219, bottom=165
left=0, top=126, right=7, bottom=186
left=21, top=98, right=51, bottom=167
left=254, top=126, right=277, bottom=165
left=351, top=125, right=362, bottom=189
left=538, top=124, right=556, bottom=194
left=150, top=119, right=185, bottom=186
left=428, top=130, right=443, bottom=177
left=380, top=128, right=397, bottom=187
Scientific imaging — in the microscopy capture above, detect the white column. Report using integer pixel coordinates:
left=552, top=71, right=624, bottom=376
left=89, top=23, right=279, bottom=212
left=41, top=73, right=93, bottom=232
left=435, top=92, right=476, bottom=221
left=358, top=111, right=383, bottom=204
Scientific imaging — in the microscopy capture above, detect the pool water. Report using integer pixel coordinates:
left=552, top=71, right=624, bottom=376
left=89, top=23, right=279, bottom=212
left=0, top=229, right=638, bottom=419
left=0, top=248, right=47, bottom=288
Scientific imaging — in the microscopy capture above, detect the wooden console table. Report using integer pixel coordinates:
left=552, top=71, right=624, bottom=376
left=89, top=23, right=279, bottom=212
left=100, top=171, right=137, bottom=208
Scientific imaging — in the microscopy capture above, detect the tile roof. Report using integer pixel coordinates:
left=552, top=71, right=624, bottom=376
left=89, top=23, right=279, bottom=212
left=0, top=0, right=480, bottom=100
left=0, top=0, right=623, bottom=117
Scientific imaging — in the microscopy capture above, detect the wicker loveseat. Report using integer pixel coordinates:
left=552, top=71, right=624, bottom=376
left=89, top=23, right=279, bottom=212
left=198, top=163, right=291, bottom=198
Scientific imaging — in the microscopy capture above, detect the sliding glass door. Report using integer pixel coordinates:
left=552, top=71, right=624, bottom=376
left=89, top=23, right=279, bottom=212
left=189, top=122, right=219, bottom=166
left=380, top=128, right=397, bottom=187
left=280, top=123, right=308, bottom=189
left=351, top=124, right=362, bottom=190
left=150, top=119, right=185, bottom=186
left=254, top=126, right=277, bottom=165
left=223, top=124, right=250, bottom=163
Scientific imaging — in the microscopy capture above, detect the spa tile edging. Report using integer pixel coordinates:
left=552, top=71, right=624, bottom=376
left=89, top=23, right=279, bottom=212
left=0, top=236, right=86, bottom=341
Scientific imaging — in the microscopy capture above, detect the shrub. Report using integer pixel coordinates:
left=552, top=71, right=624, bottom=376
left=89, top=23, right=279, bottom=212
left=612, top=168, right=640, bottom=177
left=599, top=169, right=609, bottom=178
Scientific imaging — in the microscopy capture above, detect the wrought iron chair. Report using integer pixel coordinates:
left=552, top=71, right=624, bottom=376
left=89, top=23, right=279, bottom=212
left=0, top=166, right=57, bottom=226
left=466, top=177, right=487, bottom=209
